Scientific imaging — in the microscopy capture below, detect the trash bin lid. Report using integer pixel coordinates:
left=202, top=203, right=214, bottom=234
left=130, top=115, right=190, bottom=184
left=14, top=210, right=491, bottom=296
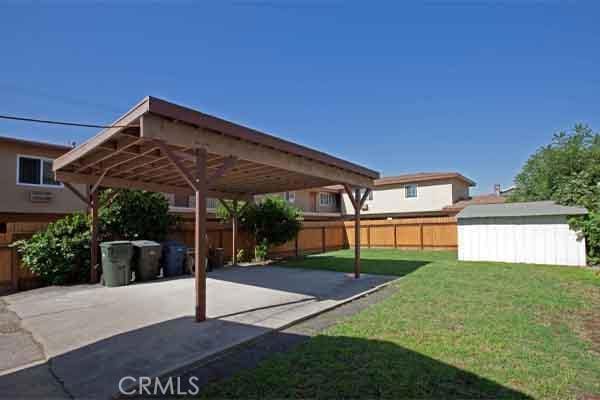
left=100, top=241, right=132, bottom=248
left=162, top=240, right=187, bottom=249
left=131, top=240, right=161, bottom=248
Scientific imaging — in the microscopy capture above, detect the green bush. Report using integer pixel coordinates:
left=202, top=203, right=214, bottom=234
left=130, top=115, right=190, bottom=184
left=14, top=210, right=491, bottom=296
left=240, top=196, right=301, bottom=260
left=15, top=213, right=91, bottom=285
left=99, top=189, right=179, bottom=241
left=16, top=190, right=180, bottom=285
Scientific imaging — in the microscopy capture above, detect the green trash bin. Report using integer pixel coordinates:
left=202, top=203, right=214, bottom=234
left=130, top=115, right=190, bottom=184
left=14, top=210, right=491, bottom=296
left=100, top=241, right=133, bottom=287
left=131, top=240, right=161, bottom=282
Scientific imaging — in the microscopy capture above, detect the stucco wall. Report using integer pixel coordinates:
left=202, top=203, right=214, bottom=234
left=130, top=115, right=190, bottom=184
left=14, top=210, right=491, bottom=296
left=341, top=179, right=456, bottom=215
left=263, top=190, right=339, bottom=213
left=451, top=179, right=470, bottom=203
left=0, top=142, right=87, bottom=214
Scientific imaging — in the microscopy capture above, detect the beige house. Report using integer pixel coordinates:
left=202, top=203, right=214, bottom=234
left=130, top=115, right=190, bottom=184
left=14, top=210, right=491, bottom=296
left=339, top=172, right=474, bottom=217
left=0, top=136, right=87, bottom=226
left=265, top=187, right=341, bottom=219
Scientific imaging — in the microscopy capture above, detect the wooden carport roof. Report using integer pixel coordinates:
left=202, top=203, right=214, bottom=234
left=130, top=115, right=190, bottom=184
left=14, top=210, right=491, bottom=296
left=54, top=96, right=378, bottom=199
left=54, top=96, right=378, bottom=323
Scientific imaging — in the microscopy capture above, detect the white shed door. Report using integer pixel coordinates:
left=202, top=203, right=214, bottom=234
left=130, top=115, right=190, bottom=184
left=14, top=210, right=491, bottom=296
left=458, top=216, right=586, bottom=266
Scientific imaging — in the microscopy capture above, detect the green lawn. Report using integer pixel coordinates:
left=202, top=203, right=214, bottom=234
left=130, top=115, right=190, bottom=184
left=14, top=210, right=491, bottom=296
left=202, top=249, right=600, bottom=399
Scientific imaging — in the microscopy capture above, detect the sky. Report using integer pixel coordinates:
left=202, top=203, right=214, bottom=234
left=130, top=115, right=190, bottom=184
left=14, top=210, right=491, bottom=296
left=1, top=1, right=599, bottom=195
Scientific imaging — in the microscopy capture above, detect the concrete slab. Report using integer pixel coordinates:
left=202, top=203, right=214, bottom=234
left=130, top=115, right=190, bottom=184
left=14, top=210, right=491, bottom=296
left=0, top=265, right=396, bottom=399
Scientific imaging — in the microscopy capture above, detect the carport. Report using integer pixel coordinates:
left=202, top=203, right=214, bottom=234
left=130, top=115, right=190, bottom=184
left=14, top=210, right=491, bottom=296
left=53, top=96, right=378, bottom=322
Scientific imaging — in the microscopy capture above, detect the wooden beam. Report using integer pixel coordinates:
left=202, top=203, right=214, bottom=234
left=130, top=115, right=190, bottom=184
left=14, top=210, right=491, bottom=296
left=54, top=98, right=149, bottom=171
left=90, top=169, right=109, bottom=194
left=141, top=113, right=374, bottom=188
left=218, top=198, right=234, bottom=215
left=343, top=184, right=358, bottom=210
left=55, top=170, right=247, bottom=200
left=207, top=156, right=237, bottom=186
left=90, top=190, right=99, bottom=283
left=194, top=147, right=207, bottom=322
left=154, top=140, right=199, bottom=190
left=63, top=182, right=90, bottom=206
left=75, top=136, right=142, bottom=173
left=359, top=188, right=371, bottom=208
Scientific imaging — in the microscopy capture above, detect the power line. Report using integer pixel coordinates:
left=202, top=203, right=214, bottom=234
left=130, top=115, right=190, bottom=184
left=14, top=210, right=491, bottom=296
left=0, top=114, right=135, bottom=129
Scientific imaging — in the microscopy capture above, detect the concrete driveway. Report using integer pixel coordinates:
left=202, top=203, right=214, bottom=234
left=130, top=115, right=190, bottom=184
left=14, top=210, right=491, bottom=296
left=0, top=265, right=395, bottom=399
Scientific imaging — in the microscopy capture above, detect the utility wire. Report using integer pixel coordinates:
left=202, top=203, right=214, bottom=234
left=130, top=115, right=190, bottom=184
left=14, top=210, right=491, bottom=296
left=0, top=114, right=135, bottom=129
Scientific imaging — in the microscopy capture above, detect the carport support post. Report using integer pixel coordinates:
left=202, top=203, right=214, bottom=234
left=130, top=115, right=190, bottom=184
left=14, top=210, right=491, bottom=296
left=343, top=185, right=371, bottom=279
left=90, top=189, right=99, bottom=283
left=194, top=148, right=208, bottom=322
left=231, top=200, right=238, bottom=265
left=353, top=188, right=361, bottom=279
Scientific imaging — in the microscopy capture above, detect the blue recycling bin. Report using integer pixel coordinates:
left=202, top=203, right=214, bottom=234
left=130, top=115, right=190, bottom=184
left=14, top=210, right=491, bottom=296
left=161, top=240, right=187, bottom=277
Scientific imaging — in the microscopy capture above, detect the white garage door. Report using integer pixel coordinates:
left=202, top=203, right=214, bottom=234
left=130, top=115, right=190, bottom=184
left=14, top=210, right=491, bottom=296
left=458, top=215, right=587, bottom=266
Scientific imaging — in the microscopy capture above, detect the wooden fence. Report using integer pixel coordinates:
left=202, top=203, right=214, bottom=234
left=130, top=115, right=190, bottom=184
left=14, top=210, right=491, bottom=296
left=0, top=230, right=47, bottom=295
left=1, top=216, right=457, bottom=295
left=170, top=216, right=457, bottom=259
left=344, top=216, right=458, bottom=250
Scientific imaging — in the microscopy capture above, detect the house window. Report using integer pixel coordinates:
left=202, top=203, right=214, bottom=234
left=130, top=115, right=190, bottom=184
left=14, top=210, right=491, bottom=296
left=405, top=184, right=417, bottom=198
left=319, top=193, right=335, bottom=206
left=0, top=223, right=6, bottom=234
left=284, top=191, right=295, bottom=203
left=17, top=156, right=61, bottom=187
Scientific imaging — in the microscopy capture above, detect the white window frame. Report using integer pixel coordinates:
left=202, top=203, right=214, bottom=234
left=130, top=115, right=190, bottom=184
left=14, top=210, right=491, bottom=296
left=285, top=191, right=295, bottom=203
left=405, top=184, right=417, bottom=199
left=16, top=154, right=63, bottom=188
left=319, top=192, right=336, bottom=206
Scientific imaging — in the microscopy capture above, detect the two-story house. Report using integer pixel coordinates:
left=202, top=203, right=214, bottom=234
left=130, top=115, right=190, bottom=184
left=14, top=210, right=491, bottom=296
left=340, top=172, right=477, bottom=218
left=0, top=136, right=87, bottom=231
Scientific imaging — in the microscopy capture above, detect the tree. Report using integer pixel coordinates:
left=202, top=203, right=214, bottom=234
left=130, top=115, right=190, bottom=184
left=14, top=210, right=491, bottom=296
left=240, top=196, right=302, bottom=261
left=510, top=124, right=600, bottom=264
left=216, top=199, right=249, bottom=223
left=99, top=189, right=179, bottom=242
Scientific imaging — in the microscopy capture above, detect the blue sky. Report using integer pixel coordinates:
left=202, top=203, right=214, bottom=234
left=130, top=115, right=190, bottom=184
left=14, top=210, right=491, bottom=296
left=1, top=1, right=599, bottom=194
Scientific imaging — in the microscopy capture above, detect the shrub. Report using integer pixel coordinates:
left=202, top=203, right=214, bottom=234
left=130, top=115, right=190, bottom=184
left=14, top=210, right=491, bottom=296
left=240, top=196, right=301, bottom=259
left=15, top=213, right=91, bottom=285
left=99, top=189, right=179, bottom=241
left=15, top=190, right=180, bottom=285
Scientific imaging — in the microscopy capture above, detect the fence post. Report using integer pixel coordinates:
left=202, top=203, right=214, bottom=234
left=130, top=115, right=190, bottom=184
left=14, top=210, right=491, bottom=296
left=420, top=224, right=424, bottom=250
left=295, top=235, right=299, bottom=257
left=393, top=224, right=397, bottom=248
left=322, top=227, right=326, bottom=253
left=367, top=225, right=371, bottom=248
left=11, top=246, right=18, bottom=292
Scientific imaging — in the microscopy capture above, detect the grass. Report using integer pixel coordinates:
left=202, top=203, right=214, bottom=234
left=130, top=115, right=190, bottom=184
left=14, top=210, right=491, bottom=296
left=201, top=249, right=600, bottom=399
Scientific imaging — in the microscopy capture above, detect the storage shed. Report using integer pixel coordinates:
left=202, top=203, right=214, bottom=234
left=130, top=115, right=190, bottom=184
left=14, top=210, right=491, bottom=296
left=457, top=201, right=588, bottom=266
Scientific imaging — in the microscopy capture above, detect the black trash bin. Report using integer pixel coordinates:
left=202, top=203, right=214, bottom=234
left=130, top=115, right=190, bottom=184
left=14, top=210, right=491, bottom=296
left=161, top=240, right=186, bottom=277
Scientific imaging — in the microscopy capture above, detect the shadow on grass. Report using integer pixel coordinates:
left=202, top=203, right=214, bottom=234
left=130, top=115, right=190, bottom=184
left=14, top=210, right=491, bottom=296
left=281, top=255, right=430, bottom=277
left=176, top=331, right=532, bottom=399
